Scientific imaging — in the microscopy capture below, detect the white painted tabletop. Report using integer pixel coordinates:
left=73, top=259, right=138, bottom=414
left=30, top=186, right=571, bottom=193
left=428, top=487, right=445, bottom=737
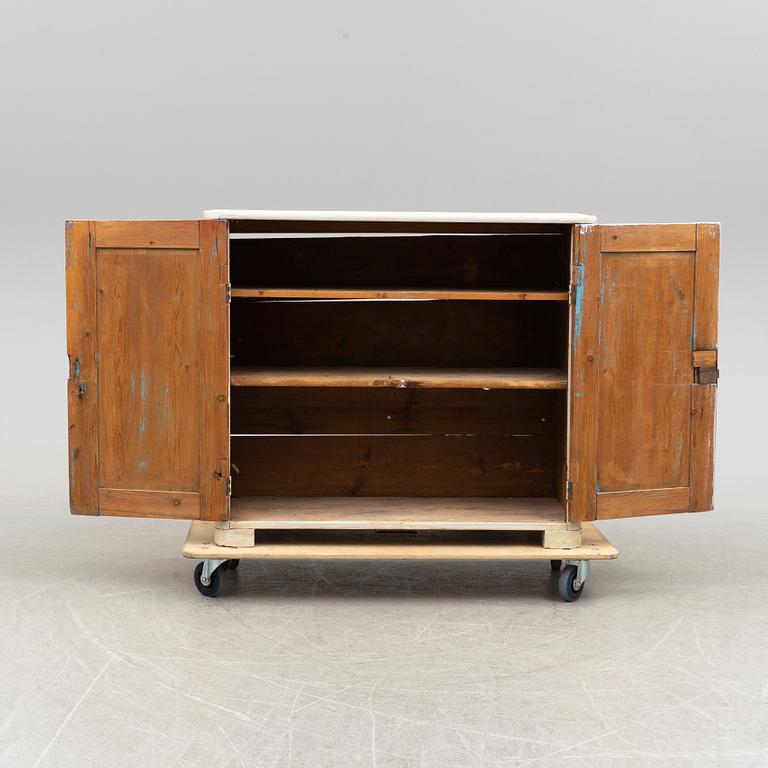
left=203, top=209, right=597, bottom=224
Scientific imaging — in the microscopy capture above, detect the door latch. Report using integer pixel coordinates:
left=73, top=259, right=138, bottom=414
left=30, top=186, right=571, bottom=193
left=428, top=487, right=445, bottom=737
left=693, top=349, right=719, bottom=384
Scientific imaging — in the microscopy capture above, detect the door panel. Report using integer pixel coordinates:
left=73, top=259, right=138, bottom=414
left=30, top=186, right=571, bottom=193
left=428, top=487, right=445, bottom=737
left=66, top=220, right=229, bottom=520
left=97, top=247, right=202, bottom=492
left=595, top=251, right=694, bottom=490
left=568, top=223, right=719, bottom=521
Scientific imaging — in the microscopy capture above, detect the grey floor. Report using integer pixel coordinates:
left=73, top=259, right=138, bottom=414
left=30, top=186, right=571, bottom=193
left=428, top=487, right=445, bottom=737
left=1, top=497, right=767, bottom=768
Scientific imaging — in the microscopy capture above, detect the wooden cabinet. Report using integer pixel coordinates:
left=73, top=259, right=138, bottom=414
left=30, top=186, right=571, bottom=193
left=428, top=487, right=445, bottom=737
left=65, top=212, right=719, bottom=543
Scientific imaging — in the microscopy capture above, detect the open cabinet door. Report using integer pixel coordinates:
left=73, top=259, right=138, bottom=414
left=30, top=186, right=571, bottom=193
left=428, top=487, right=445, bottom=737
left=569, top=223, right=719, bottom=521
left=66, top=220, right=229, bottom=520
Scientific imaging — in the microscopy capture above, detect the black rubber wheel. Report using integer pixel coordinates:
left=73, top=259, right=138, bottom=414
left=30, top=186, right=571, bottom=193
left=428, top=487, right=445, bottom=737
left=558, top=564, right=584, bottom=602
left=227, top=559, right=240, bottom=571
left=550, top=559, right=562, bottom=572
left=194, top=562, right=223, bottom=597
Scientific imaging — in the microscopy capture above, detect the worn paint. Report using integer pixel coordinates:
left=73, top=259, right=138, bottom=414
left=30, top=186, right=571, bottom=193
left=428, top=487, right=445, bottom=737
left=140, top=371, right=148, bottom=403
left=137, top=459, right=147, bottom=471
left=139, top=419, right=147, bottom=435
left=573, top=263, right=585, bottom=339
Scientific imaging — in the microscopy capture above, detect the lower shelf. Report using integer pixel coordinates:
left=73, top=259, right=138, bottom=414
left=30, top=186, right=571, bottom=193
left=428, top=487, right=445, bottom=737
left=229, top=496, right=567, bottom=530
left=184, top=522, right=617, bottom=561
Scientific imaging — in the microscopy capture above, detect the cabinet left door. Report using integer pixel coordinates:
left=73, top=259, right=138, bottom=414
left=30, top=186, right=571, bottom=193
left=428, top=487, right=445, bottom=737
left=66, top=220, right=230, bottom=520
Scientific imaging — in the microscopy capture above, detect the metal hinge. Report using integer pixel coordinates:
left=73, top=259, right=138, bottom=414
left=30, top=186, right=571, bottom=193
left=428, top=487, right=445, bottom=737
left=225, top=283, right=231, bottom=303
left=569, top=263, right=582, bottom=305
left=225, top=476, right=232, bottom=496
left=566, top=480, right=573, bottom=502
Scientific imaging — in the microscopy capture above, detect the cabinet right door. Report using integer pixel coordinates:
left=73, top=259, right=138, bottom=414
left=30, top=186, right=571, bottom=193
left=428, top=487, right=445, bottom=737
left=569, top=223, right=719, bottom=521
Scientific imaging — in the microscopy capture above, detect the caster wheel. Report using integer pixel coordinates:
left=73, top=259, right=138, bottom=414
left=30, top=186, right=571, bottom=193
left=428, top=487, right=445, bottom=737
left=194, top=562, right=223, bottom=597
left=558, top=564, right=584, bottom=602
left=227, top=559, right=240, bottom=571
left=550, top=559, right=562, bottom=572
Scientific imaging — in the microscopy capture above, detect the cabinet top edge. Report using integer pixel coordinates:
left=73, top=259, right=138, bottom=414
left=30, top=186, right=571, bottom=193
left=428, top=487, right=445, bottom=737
left=202, top=210, right=599, bottom=225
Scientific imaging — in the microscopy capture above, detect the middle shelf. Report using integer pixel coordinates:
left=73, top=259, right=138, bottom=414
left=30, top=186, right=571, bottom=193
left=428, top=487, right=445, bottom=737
left=230, top=366, right=568, bottom=389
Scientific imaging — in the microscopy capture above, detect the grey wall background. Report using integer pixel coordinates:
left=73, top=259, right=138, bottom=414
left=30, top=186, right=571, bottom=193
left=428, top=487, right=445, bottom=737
left=0, top=0, right=765, bottom=506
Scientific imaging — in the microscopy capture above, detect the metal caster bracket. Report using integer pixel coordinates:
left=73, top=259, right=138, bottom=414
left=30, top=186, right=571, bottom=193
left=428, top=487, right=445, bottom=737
left=564, top=559, right=590, bottom=590
left=200, top=559, right=228, bottom=586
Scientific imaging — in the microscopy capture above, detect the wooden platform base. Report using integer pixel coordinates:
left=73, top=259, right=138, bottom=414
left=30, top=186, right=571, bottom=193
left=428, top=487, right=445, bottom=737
left=184, top=522, right=616, bottom=562
left=214, top=497, right=582, bottom=549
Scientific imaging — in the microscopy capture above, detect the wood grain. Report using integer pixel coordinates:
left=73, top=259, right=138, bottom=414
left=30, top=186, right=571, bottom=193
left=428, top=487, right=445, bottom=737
left=231, top=435, right=558, bottom=497
left=183, top=520, right=618, bottom=561
left=66, top=220, right=229, bottom=520
left=692, top=350, right=717, bottom=368
left=689, top=223, right=720, bottom=510
left=99, top=488, right=200, bottom=518
left=568, top=225, right=601, bottom=522
left=97, top=246, right=202, bottom=492
left=596, top=487, right=690, bottom=518
left=199, top=220, right=230, bottom=521
left=229, top=496, right=567, bottom=529
left=569, top=223, right=718, bottom=520
left=65, top=221, right=99, bottom=514
left=596, top=251, right=694, bottom=491
left=600, top=224, right=696, bottom=252
left=231, top=387, right=562, bottom=436
left=94, top=220, right=199, bottom=249
left=693, top=224, right=720, bottom=349
left=230, top=367, right=567, bottom=390
left=689, top=384, right=716, bottom=511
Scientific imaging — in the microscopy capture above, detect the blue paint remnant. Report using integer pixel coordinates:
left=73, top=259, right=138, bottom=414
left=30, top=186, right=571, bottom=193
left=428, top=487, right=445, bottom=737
left=70, top=447, right=76, bottom=489
left=674, top=439, right=683, bottom=468
left=574, top=391, right=584, bottom=398
left=137, top=459, right=148, bottom=471
left=139, top=419, right=147, bottom=435
left=573, top=264, right=585, bottom=339
left=140, top=371, right=148, bottom=403
left=130, top=376, right=136, bottom=395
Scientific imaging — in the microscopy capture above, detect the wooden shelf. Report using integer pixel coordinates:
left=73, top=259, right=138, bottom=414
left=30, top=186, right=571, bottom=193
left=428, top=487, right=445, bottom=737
left=230, top=367, right=567, bottom=390
left=228, top=496, right=568, bottom=531
left=230, top=287, right=569, bottom=301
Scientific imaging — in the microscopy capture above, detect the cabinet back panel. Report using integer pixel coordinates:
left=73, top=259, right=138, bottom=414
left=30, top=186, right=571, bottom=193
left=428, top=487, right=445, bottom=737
left=232, top=387, right=561, bottom=437
left=231, top=234, right=567, bottom=290
left=231, top=435, right=557, bottom=497
left=231, top=300, right=563, bottom=367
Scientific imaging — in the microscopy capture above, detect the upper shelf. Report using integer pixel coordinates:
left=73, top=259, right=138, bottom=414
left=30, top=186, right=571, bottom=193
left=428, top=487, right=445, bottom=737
left=230, top=367, right=568, bottom=390
left=230, top=287, right=569, bottom=301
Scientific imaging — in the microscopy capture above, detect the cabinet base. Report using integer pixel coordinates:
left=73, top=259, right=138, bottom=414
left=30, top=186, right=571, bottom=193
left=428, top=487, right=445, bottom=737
left=186, top=522, right=615, bottom=562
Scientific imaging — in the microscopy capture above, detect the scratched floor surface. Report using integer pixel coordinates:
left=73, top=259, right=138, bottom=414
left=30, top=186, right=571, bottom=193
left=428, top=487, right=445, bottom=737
left=0, top=497, right=766, bottom=767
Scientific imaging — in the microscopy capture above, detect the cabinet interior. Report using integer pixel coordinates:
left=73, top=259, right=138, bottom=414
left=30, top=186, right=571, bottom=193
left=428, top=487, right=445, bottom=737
left=229, top=229, right=571, bottom=522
